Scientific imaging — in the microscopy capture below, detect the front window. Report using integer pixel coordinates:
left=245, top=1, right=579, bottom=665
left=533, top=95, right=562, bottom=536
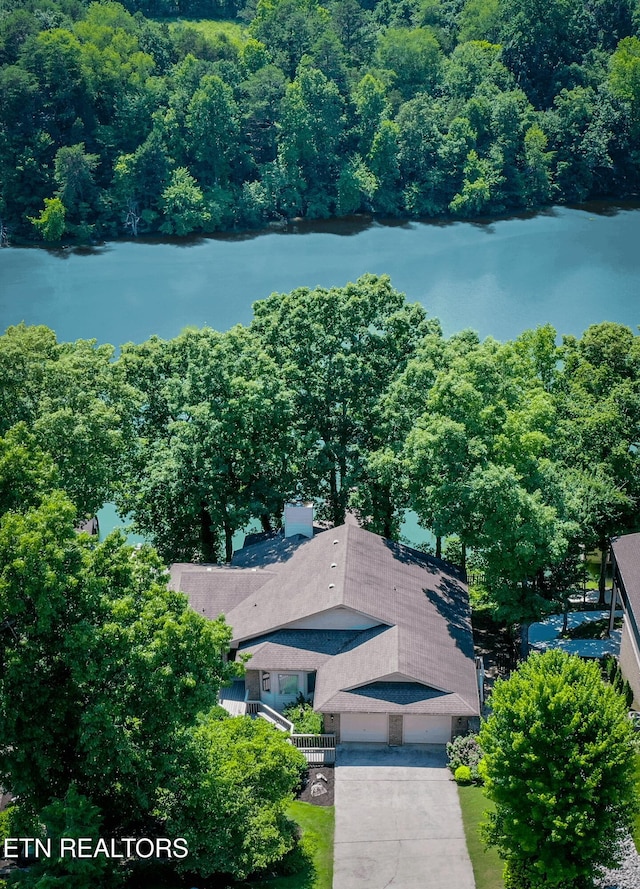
left=278, top=673, right=299, bottom=695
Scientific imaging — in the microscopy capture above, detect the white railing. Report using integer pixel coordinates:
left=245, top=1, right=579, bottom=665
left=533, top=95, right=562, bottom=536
left=246, top=700, right=294, bottom=733
left=290, top=733, right=336, bottom=749
left=290, top=733, right=336, bottom=764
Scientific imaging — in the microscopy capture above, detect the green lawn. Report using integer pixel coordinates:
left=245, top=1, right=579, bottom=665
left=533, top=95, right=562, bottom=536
left=457, top=784, right=504, bottom=889
left=246, top=801, right=334, bottom=889
left=166, top=18, right=247, bottom=46
left=633, top=754, right=640, bottom=852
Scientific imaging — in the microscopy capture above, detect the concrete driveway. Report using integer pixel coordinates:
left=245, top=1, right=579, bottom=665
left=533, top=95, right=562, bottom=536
left=333, top=744, right=475, bottom=889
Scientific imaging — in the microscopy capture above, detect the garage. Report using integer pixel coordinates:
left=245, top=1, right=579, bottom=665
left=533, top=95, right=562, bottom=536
left=403, top=714, right=452, bottom=744
left=341, top=713, right=388, bottom=742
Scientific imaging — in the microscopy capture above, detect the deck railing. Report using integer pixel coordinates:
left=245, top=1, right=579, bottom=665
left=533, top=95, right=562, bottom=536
left=237, top=702, right=337, bottom=761
left=290, top=732, right=336, bottom=764
left=290, top=733, right=336, bottom=748
left=245, top=700, right=294, bottom=733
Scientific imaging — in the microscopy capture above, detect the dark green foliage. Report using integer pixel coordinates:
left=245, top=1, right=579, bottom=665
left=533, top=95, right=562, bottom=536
left=1, top=0, right=640, bottom=241
left=480, top=651, right=639, bottom=888
left=603, top=655, right=635, bottom=709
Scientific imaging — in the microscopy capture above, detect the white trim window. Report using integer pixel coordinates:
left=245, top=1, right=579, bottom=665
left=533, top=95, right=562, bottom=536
left=277, top=673, right=299, bottom=696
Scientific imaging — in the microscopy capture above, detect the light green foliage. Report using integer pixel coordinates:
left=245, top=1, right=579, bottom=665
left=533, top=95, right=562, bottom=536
left=450, top=148, right=503, bottom=215
left=352, top=73, right=390, bottom=156
left=0, top=324, right=126, bottom=517
left=0, top=425, right=59, bottom=515
left=480, top=651, right=638, bottom=888
left=609, top=37, right=640, bottom=134
left=28, top=196, right=66, bottom=241
left=402, top=334, right=578, bottom=623
left=162, top=714, right=306, bottom=880
left=250, top=0, right=328, bottom=78
left=160, top=166, right=210, bottom=235
left=376, top=27, right=444, bottom=100
left=251, top=274, right=436, bottom=530
left=278, top=65, right=345, bottom=204
left=522, top=125, right=553, bottom=206
left=444, top=40, right=512, bottom=101
left=187, top=73, right=239, bottom=184
left=337, top=154, right=377, bottom=215
left=455, top=765, right=473, bottom=784
left=457, top=0, right=501, bottom=43
left=283, top=701, right=324, bottom=734
left=54, top=142, right=98, bottom=203
left=0, top=486, right=236, bottom=823
left=3, top=0, right=640, bottom=237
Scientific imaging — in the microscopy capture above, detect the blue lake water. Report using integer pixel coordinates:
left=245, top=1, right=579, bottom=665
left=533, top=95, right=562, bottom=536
left=1, top=204, right=639, bottom=347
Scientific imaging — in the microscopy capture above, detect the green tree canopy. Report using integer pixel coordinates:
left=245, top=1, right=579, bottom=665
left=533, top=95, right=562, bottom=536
left=251, top=273, right=438, bottom=527
left=480, top=650, right=638, bottom=888
left=115, top=325, right=293, bottom=562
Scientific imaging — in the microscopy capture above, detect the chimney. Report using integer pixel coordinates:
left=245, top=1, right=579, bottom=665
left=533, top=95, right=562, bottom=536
left=284, top=501, right=314, bottom=539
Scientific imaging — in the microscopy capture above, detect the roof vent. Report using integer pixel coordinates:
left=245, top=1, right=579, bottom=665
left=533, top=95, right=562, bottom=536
left=333, top=539, right=339, bottom=545
left=328, top=583, right=335, bottom=589
left=330, top=563, right=337, bottom=568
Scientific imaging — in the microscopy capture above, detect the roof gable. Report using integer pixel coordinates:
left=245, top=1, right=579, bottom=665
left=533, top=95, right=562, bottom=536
left=283, top=606, right=382, bottom=631
left=174, top=522, right=480, bottom=716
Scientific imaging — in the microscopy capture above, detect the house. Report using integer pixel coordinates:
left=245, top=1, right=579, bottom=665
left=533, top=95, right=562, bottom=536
left=170, top=507, right=480, bottom=745
left=611, top=532, right=640, bottom=705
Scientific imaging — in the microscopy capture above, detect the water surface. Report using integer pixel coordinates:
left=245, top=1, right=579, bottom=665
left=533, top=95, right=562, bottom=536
left=2, top=204, right=639, bottom=346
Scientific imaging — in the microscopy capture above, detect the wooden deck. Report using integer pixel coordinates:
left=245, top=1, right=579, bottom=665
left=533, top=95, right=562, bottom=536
left=219, top=680, right=247, bottom=716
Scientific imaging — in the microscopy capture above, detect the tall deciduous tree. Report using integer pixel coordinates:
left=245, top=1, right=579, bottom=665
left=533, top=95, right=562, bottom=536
left=251, top=274, right=437, bottom=527
left=0, top=324, right=126, bottom=517
left=480, top=650, right=638, bottom=888
left=0, top=470, right=236, bottom=832
left=115, top=325, right=293, bottom=562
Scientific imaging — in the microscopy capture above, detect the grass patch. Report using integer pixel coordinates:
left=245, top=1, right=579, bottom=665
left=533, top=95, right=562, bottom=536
left=633, top=754, right=640, bottom=852
left=166, top=18, right=247, bottom=46
left=457, top=784, right=504, bottom=889
left=562, top=616, right=622, bottom=640
left=246, top=801, right=334, bottom=889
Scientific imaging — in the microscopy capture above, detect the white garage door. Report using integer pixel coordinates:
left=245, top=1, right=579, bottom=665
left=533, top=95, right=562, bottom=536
left=341, top=713, right=388, bottom=742
left=403, top=714, right=452, bottom=744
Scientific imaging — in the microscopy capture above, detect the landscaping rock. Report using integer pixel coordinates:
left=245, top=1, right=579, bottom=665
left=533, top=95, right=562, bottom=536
left=596, top=835, right=640, bottom=889
left=310, top=782, right=328, bottom=797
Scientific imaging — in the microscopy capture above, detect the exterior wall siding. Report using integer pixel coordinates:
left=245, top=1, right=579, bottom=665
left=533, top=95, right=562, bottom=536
left=323, top=713, right=340, bottom=743
left=619, top=619, right=640, bottom=708
left=245, top=669, right=260, bottom=699
left=388, top=714, right=403, bottom=746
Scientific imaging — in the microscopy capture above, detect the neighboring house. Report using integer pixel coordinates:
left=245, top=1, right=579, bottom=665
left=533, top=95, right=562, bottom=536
left=611, top=532, right=640, bottom=705
left=171, top=506, right=480, bottom=745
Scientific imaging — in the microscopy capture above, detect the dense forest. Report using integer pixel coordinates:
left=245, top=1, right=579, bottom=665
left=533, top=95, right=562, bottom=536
left=1, top=0, right=640, bottom=243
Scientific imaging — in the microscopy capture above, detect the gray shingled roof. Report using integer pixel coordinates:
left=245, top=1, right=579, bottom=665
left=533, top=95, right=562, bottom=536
left=170, top=563, right=275, bottom=619
left=612, top=532, right=640, bottom=625
left=238, top=627, right=385, bottom=671
left=174, top=523, right=479, bottom=716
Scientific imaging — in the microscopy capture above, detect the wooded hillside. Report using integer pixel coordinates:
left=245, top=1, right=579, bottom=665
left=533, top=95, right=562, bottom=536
left=1, top=0, right=640, bottom=242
